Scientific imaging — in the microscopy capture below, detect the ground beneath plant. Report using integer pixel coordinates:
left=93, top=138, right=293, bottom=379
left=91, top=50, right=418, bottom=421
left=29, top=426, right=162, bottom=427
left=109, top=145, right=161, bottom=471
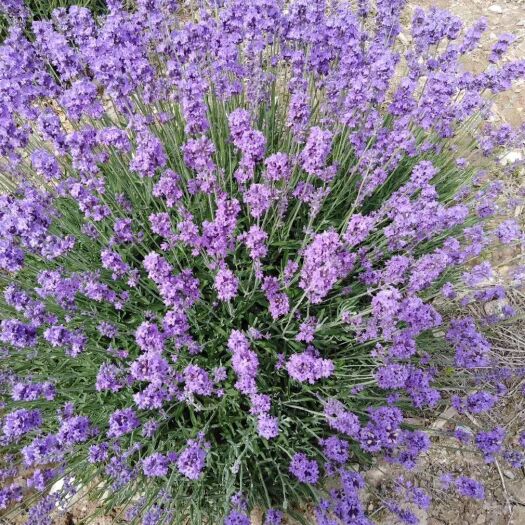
left=379, top=3, right=525, bottom=523
left=362, top=2, right=525, bottom=523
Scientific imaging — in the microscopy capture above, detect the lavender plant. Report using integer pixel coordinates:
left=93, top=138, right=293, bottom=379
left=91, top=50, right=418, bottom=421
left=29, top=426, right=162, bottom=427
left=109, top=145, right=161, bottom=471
left=0, top=0, right=107, bottom=41
left=0, top=1, right=524, bottom=524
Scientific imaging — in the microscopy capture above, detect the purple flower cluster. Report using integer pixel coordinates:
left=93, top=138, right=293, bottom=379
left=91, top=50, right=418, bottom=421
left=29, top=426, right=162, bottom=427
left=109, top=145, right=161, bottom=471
left=300, top=231, right=355, bottom=304
left=324, top=399, right=361, bottom=438
left=11, top=381, right=56, bottom=401
left=452, top=476, right=485, bottom=500
left=475, top=427, right=505, bottom=462
left=176, top=436, right=209, bottom=480
left=228, top=330, right=259, bottom=395
left=2, top=409, right=42, bottom=443
left=215, top=267, right=239, bottom=302
left=240, top=225, right=268, bottom=260
left=286, top=351, right=334, bottom=384
left=107, top=408, right=140, bottom=439
left=300, top=127, right=335, bottom=182
left=446, top=317, right=491, bottom=369
left=262, top=276, right=290, bottom=319
left=289, top=452, right=320, bottom=484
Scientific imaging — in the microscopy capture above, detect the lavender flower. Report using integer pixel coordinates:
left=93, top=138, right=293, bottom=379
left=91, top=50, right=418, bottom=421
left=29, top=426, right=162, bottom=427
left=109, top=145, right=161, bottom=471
left=455, top=477, right=485, bottom=500
left=241, top=225, right=268, bottom=259
left=257, top=414, right=279, bottom=440
left=264, top=509, right=283, bottom=525
left=243, top=184, right=273, bottom=218
left=130, top=130, right=167, bottom=178
left=214, top=267, right=239, bottom=301
left=475, top=427, right=505, bottom=462
left=225, top=511, right=251, bottom=525
left=143, top=453, right=169, bottom=477
left=107, top=408, right=140, bottom=438
left=489, top=34, right=516, bottom=63
left=286, top=352, right=334, bottom=384
left=263, top=153, right=291, bottom=182
left=300, top=127, right=333, bottom=178
left=183, top=364, right=214, bottom=397
left=177, top=437, right=209, bottom=480
left=320, top=435, right=349, bottom=464
left=446, top=317, right=491, bottom=369
left=300, top=232, right=355, bottom=303
left=2, top=409, right=42, bottom=442
left=289, top=452, right=319, bottom=484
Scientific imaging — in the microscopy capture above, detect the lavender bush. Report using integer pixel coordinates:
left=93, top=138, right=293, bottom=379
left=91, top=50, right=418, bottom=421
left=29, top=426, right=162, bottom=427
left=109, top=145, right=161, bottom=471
left=0, top=0, right=107, bottom=41
left=0, top=1, right=524, bottom=524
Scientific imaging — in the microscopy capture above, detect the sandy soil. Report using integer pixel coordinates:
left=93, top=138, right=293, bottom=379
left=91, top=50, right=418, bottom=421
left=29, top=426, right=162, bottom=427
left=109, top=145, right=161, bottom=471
left=394, top=4, right=525, bottom=523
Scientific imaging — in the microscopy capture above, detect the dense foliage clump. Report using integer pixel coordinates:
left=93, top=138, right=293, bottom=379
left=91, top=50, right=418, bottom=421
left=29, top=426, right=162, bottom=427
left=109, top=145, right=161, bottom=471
left=0, top=1, right=524, bottom=524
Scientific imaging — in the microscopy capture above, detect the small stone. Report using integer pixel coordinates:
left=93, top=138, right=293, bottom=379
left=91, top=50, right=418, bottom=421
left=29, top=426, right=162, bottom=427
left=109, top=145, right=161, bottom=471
left=512, top=508, right=525, bottom=525
left=250, top=508, right=263, bottom=525
left=399, top=32, right=410, bottom=46
left=365, top=468, right=384, bottom=487
left=488, top=4, right=503, bottom=14
left=414, top=507, right=429, bottom=525
left=500, top=150, right=523, bottom=166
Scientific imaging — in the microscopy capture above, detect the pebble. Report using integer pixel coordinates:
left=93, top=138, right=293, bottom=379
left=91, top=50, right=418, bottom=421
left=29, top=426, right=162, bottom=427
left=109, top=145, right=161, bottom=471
left=398, top=32, right=410, bottom=46
left=500, top=150, right=523, bottom=166
left=365, top=468, right=384, bottom=487
left=488, top=4, right=503, bottom=14
left=250, top=508, right=263, bottom=525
